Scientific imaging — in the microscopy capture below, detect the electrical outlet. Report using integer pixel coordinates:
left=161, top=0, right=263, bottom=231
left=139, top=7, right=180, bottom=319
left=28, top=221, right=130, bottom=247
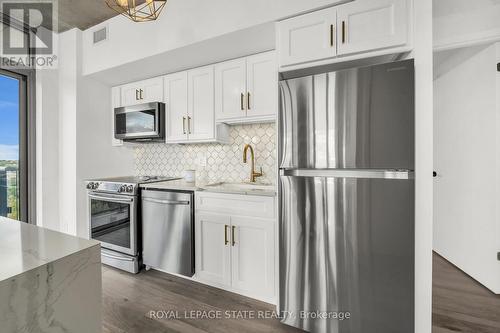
left=196, top=153, right=207, bottom=167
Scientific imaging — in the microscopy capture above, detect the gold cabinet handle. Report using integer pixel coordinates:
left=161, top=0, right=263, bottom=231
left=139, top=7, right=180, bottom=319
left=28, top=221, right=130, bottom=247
left=247, top=92, right=251, bottom=110
left=241, top=93, right=245, bottom=111
left=231, top=226, right=236, bottom=246
left=342, top=21, right=346, bottom=44
left=182, top=117, right=186, bottom=134
left=224, top=225, right=229, bottom=245
left=330, top=24, right=334, bottom=47
left=187, top=116, right=192, bottom=134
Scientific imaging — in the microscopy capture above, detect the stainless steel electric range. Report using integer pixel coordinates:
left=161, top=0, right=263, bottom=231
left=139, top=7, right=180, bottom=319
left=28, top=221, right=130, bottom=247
left=85, top=176, right=178, bottom=273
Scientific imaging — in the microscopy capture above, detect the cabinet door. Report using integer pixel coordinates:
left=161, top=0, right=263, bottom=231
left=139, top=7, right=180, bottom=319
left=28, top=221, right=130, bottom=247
left=140, top=77, right=164, bottom=103
left=278, top=6, right=337, bottom=67
left=120, top=77, right=163, bottom=106
left=111, top=86, right=123, bottom=147
left=246, top=51, right=277, bottom=120
left=195, top=213, right=231, bottom=286
left=164, top=72, right=188, bottom=142
left=214, top=58, right=247, bottom=122
left=187, top=65, right=215, bottom=141
left=337, top=0, right=408, bottom=56
left=230, top=216, right=275, bottom=300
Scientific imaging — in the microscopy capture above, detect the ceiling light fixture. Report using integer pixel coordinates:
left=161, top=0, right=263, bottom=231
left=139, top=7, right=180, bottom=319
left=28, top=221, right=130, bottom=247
left=105, top=0, right=168, bottom=23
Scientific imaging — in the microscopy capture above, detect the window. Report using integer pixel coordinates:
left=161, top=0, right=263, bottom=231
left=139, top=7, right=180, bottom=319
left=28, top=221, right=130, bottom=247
left=0, top=70, right=29, bottom=221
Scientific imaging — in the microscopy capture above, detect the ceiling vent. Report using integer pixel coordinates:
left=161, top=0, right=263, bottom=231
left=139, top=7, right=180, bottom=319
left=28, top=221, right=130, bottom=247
left=93, top=27, right=107, bottom=44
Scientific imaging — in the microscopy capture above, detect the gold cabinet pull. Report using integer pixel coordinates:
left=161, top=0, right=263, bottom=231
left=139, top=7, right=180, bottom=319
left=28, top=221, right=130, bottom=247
left=182, top=117, right=186, bottom=134
left=247, top=92, right=251, bottom=110
left=187, top=116, right=192, bottom=134
left=342, top=21, right=346, bottom=44
left=231, top=226, right=236, bottom=246
left=241, top=93, right=245, bottom=111
left=330, top=24, right=334, bottom=47
left=224, top=225, right=229, bottom=245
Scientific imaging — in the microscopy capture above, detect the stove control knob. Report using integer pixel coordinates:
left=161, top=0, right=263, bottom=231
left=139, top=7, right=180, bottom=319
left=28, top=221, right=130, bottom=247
left=127, top=185, right=134, bottom=193
left=86, top=182, right=93, bottom=189
left=93, top=183, right=100, bottom=190
left=119, top=185, right=127, bottom=193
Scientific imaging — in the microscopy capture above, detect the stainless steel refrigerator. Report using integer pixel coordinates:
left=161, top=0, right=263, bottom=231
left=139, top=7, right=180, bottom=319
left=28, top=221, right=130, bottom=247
left=278, top=60, right=415, bottom=333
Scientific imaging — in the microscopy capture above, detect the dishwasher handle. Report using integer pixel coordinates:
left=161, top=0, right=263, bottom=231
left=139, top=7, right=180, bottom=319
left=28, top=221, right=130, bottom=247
left=142, top=197, right=190, bottom=205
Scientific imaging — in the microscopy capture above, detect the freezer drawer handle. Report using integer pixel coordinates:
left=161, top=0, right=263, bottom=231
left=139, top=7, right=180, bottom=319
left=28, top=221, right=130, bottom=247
left=143, top=198, right=190, bottom=205
left=281, top=169, right=414, bottom=180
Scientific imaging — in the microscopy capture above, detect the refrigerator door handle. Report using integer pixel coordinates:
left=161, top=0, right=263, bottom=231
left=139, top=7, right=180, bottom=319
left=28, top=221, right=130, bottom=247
left=280, top=168, right=414, bottom=180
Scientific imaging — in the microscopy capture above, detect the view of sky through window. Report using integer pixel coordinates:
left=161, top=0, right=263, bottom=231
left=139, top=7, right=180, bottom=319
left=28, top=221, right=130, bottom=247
left=0, top=74, right=19, bottom=161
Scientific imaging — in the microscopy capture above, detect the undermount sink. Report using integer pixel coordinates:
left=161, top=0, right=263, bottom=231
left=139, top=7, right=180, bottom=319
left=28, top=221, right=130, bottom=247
left=204, top=182, right=275, bottom=192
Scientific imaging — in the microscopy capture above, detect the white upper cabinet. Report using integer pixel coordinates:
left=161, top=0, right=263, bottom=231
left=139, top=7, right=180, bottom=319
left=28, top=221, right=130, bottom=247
left=111, top=86, right=123, bottom=147
left=337, top=0, right=408, bottom=56
left=245, top=52, right=277, bottom=120
left=278, top=7, right=337, bottom=67
left=277, top=0, right=410, bottom=68
left=121, top=77, right=163, bottom=106
left=215, top=51, right=277, bottom=124
left=188, top=65, right=216, bottom=141
left=164, top=72, right=188, bottom=143
left=215, top=58, right=247, bottom=121
left=163, top=66, right=229, bottom=144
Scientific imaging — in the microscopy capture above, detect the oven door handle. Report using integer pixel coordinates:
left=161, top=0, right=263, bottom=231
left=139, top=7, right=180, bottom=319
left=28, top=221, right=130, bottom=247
left=101, top=252, right=135, bottom=262
left=142, top=198, right=190, bottom=205
left=88, top=194, right=134, bottom=204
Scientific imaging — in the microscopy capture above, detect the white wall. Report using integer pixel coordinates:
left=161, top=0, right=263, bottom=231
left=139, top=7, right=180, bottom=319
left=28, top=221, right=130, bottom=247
left=36, top=29, right=135, bottom=236
left=58, top=30, right=79, bottom=235
left=434, top=0, right=500, bottom=50
left=82, top=0, right=349, bottom=76
left=36, top=69, right=60, bottom=231
left=413, top=0, right=434, bottom=331
left=434, top=43, right=500, bottom=293
left=75, top=77, right=134, bottom=238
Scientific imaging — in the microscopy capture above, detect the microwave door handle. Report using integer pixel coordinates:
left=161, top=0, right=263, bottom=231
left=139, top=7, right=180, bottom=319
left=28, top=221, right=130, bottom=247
left=88, top=194, right=134, bottom=204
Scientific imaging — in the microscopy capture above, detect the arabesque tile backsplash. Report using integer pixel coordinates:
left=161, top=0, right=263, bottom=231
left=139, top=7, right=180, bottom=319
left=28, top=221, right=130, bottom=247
left=134, top=123, right=277, bottom=185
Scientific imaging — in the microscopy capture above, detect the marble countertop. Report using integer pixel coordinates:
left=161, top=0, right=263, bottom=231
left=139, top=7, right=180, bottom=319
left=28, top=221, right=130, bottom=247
left=0, top=217, right=99, bottom=282
left=140, top=180, right=277, bottom=197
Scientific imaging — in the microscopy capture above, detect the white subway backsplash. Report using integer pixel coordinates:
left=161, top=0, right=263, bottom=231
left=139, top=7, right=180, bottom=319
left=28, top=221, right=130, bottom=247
left=134, top=123, right=277, bottom=184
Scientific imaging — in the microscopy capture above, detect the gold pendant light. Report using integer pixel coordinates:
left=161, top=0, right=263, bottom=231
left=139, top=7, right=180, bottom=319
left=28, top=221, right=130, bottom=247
left=105, top=0, right=168, bottom=22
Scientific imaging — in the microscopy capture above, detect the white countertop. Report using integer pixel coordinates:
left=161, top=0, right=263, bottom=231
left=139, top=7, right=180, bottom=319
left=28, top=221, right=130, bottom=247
left=140, top=180, right=277, bottom=197
left=0, top=217, right=99, bottom=282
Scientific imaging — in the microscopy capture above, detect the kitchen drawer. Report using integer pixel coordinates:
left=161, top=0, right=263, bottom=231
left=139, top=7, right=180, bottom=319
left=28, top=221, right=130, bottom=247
left=196, top=192, right=275, bottom=219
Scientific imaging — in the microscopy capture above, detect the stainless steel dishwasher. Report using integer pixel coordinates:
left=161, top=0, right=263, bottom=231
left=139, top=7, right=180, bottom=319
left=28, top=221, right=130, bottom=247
left=141, top=189, right=194, bottom=277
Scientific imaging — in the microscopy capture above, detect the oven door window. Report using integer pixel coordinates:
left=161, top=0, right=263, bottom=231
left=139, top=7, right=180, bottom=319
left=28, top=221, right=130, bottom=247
left=90, top=198, right=131, bottom=250
left=115, top=110, right=156, bottom=135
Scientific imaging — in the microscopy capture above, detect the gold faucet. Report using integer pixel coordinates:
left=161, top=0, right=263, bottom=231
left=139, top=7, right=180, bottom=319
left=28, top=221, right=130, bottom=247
left=243, top=144, right=263, bottom=183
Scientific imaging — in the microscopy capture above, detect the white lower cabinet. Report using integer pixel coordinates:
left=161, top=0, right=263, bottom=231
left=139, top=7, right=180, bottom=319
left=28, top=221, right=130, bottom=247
left=195, top=213, right=231, bottom=286
left=195, top=192, right=276, bottom=303
left=230, top=216, right=275, bottom=299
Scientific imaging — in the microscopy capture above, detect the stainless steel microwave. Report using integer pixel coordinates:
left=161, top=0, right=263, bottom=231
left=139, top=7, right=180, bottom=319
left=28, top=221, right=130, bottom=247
left=114, top=102, right=165, bottom=142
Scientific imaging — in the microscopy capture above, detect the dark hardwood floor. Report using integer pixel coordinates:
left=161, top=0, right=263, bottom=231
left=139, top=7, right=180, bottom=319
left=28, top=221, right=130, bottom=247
left=432, top=253, right=500, bottom=332
left=102, top=253, right=500, bottom=333
left=101, top=265, right=304, bottom=333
